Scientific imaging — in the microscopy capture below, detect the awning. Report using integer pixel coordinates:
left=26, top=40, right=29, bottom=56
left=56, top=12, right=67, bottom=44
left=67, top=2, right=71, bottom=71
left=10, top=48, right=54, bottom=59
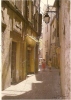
left=26, top=34, right=39, bottom=48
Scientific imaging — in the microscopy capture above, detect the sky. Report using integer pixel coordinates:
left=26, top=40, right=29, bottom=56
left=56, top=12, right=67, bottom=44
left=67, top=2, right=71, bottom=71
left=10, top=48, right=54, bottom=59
left=40, top=0, right=55, bottom=14
left=41, top=0, right=55, bottom=5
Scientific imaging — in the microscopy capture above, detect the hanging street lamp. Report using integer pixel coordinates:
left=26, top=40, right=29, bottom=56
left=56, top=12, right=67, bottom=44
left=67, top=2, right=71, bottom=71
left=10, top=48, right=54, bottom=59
left=43, top=6, right=57, bottom=24
left=43, top=0, right=59, bottom=24
left=43, top=13, right=50, bottom=24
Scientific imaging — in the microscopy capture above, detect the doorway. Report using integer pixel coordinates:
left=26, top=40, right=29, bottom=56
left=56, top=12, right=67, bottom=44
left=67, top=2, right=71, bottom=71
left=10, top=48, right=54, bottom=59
left=27, top=48, right=31, bottom=74
left=11, top=41, right=16, bottom=84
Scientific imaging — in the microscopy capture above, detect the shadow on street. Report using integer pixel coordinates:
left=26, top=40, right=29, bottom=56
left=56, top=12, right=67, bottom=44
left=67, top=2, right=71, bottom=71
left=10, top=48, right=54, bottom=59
left=2, top=67, right=62, bottom=99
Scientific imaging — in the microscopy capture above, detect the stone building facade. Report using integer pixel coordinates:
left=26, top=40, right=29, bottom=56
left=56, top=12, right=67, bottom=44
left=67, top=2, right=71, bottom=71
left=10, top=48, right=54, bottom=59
left=54, top=0, right=71, bottom=99
left=39, top=4, right=51, bottom=65
left=50, top=16, right=56, bottom=68
left=59, top=0, right=71, bottom=98
left=50, top=15, right=60, bottom=68
left=2, top=0, right=42, bottom=90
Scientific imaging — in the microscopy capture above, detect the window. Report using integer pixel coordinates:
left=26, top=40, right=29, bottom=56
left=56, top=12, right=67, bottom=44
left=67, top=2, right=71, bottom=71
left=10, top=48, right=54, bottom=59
left=63, top=25, right=65, bottom=35
left=52, top=28, right=56, bottom=39
left=47, top=25, right=48, bottom=32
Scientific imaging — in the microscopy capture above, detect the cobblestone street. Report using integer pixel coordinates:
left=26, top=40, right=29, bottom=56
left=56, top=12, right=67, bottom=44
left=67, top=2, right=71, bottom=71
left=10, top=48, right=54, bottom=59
left=2, top=67, right=62, bottom=99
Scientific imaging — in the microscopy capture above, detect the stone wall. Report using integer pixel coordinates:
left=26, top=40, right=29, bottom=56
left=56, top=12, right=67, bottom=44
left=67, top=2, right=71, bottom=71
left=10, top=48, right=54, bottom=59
left=59, top=0, right=71, bottom=98
left=70, top=0, right=71, bottom=98
left=2, top=1, right=41, bottom=90
left=2, top=1, right=25, bottom=90
left=2, top=3, right=12, bottom=90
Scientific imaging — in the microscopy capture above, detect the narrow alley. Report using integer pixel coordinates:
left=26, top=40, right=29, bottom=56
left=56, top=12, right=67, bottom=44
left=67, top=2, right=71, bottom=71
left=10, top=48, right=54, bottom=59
left=1, top=0, right=71, bottom=99
left=2, top=67, right=62, bottom=99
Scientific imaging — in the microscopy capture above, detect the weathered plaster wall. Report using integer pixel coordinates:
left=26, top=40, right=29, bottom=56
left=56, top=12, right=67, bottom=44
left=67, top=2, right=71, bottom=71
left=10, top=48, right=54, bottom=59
left=2, top=3, right=12, bottom=90
left=59, top=0, right=71, bottom=98
left=2, top=0, right=41, bottom=90
left=70, top=0, right=71, bottom=98
left=2, top=2, right=24, bottom=90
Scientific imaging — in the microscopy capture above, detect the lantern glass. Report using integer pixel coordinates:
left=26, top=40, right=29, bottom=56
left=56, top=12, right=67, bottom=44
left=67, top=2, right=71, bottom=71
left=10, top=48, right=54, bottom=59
left=44, top=13, right=50, bottom=23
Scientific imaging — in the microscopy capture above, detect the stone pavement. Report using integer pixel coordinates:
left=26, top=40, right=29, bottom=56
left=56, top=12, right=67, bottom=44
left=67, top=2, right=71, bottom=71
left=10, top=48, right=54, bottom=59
left=2, top=67, right=62, bottom=99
